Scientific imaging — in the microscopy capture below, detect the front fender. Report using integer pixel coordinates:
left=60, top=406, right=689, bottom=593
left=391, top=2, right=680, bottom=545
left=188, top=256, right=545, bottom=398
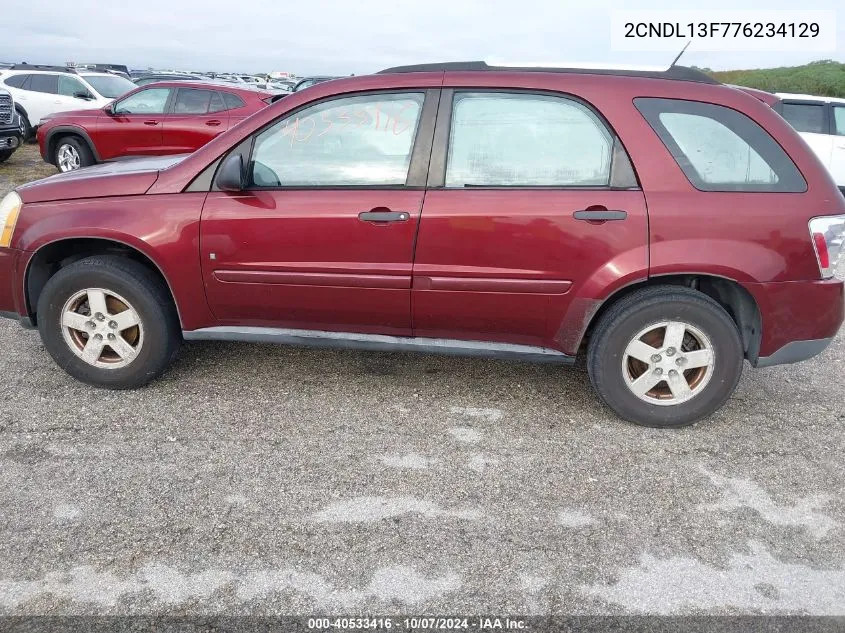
left=15, top=194, right=215, bottom=331
left=43, top=124, right=101, bottom=163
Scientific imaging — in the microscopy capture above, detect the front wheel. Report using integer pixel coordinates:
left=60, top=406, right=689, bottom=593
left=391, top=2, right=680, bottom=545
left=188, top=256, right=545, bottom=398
left=37, top=256, right=181, bottom=389
left=0, top=148, right=14, bottom=164
left=587, top=286, right=744, bottom=427
left=54, top=136, right=95, bottom=172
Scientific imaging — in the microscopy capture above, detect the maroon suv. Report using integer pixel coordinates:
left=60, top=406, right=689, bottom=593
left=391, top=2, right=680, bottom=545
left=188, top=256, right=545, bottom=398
left=36, top=81, right=272, bottom=172
left=1, top=62, right=844, bottom=427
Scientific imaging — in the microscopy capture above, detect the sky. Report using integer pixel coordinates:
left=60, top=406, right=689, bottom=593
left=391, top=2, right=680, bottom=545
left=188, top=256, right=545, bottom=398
left=3, top=0, right=843, bottom=75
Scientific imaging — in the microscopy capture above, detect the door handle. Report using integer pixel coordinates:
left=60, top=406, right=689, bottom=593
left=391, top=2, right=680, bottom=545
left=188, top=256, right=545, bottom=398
left=205, top=120, right=222, bottom=127
left=358, top=210, right=410, bottom=223
left=143, top=120, right=159, bottom=126
left=573, top=209, right=627, bottom=221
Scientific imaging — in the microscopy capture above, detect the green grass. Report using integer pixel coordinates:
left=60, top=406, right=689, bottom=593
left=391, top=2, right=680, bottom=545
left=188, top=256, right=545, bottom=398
left=702, top=60, right=845, bottom=97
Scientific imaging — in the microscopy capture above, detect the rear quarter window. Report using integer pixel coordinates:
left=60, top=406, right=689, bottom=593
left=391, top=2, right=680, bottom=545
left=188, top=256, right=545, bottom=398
left=4, top=74, right=30, bottom=89
left=635, top=97, right=806, bottom=193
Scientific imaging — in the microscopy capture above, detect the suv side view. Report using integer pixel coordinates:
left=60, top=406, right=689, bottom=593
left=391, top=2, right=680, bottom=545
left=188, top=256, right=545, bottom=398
left=1, top=62, right=843, bottom=428
left=774, top=93, right=845, bottom=196
left=0, top=65, right=137, bottom=139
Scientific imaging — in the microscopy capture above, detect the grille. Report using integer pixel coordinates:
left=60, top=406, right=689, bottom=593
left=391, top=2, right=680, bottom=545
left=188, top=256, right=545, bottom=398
left=0, top=93, right=13, bottom=125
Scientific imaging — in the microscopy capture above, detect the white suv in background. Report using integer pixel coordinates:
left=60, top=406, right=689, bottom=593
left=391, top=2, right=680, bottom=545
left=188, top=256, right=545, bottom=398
left=775, top=93, right=845, bottom=195
left=0, top=65, right=136, bottom=138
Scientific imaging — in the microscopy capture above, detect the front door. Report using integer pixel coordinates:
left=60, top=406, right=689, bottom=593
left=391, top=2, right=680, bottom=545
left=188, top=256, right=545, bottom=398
left=200, top=90, right=438, bottom=336
left=413, top=88, right=649, bottom=349
left=96, top=87, right=170, bottom=158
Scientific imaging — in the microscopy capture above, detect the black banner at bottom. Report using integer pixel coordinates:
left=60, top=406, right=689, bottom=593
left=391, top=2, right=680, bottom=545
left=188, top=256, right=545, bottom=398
left=0, top=617, right=844, bottom=633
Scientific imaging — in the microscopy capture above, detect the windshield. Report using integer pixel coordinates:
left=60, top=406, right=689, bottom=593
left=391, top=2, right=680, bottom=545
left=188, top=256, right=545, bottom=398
left=81, top=74, right=137, bottom=99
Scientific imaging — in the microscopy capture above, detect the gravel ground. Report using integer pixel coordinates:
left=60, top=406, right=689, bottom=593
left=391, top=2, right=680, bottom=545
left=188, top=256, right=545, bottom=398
left=1, top=145, right=844, bottom=616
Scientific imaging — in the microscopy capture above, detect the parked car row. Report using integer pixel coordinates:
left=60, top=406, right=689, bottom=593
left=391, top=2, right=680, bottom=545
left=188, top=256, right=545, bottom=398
left=1, top=62, right=843, bottom=429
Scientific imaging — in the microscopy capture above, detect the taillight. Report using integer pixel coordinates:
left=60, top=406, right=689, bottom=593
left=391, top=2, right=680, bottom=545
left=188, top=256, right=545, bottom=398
left=809, top=215, right=845, bottom=279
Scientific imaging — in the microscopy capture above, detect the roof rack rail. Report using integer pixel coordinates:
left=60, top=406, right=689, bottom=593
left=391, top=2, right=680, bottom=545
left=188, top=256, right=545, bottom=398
left=377, top=61, right=718, bottom=84
left=9, top=63, right=77, bottom=74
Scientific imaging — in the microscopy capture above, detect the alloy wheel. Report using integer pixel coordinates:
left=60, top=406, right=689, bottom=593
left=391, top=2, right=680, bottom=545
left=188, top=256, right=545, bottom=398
left=621, top=320, right=715, bottom=406
left=60, top=288, right=144, bottom=369
left=57, top=143, right=81, bottom=172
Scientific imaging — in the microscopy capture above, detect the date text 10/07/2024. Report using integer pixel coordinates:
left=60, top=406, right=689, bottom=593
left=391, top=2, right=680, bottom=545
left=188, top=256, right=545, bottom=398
left=307, top=617, right=529, bottom=630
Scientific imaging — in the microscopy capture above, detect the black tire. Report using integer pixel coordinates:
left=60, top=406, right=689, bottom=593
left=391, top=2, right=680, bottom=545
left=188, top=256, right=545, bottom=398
left=53, top=135, right=95, bottom=171
left=16, top=108, right=31, bottom=141
left=37, top=255, right=181, bottom=389
left=0, top=149, right=13, bottom=164
left=587, top=286, right=744, bottom=428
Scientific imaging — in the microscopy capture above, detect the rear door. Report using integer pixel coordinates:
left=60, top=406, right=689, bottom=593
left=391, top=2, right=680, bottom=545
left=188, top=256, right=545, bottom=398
left=161, top=88, right=230, bottom=154
left=413, top=87, right=648, bottom=350
left=23, top=73, right=60, bottom=123
left=96, top=87, right=170, bottom=158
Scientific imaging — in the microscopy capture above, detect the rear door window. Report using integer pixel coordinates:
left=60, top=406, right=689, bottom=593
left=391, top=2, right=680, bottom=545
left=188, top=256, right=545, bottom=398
left=781, top=103, right=827, bottom=134
left=445, top=92, right=614, bottom=187
left=28, top=74, right=58, bottom=94
left=173, top=88, right=214, bottom=114
left=635, top=98, right=806, bottom=193
left=209, top=91, right=227, bottom=113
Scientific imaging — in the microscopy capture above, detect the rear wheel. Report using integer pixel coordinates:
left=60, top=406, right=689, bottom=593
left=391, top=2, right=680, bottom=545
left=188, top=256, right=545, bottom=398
left=37, top=256, right=181, bottom=389
left=54, top=136, right=95, bottom=172
left=587, top=286, right=744, bottom=427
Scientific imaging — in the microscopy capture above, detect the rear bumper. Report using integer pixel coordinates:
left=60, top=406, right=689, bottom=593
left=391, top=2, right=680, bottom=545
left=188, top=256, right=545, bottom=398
left=756, top=337, right=834, bottom=368
left=747, top=278, right=844, bottom=368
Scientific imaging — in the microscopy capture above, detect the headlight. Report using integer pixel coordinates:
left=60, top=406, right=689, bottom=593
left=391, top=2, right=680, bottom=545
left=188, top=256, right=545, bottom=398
left=0, top=191, right=22, bottom=248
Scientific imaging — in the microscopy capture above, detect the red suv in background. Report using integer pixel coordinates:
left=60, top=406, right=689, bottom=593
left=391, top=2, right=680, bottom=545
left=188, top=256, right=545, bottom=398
left=3, top=62, right=845, bottom=427
left=36, top=81, right=272, bottom=172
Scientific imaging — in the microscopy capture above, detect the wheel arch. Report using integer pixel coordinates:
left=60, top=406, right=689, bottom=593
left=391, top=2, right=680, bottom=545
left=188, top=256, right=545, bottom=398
left=45, top=126, right=101, bottom=164
left=24, top=237, right=182, bottom=328
left=574, top=273, right=762, bottom=363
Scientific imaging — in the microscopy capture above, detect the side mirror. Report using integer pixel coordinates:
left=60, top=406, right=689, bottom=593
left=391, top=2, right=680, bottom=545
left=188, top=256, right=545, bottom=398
left=216, top=153, right=244, bottom=192
left=74, top=91, right=94, bottom=101
left=103, top=103, right=115, bottom=115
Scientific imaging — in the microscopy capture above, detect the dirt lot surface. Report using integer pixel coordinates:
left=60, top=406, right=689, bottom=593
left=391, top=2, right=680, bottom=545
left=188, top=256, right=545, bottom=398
left=1, top=144, right=844, bottom=616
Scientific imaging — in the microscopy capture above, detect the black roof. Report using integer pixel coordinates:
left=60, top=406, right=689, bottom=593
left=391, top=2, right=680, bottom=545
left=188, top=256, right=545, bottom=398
left=10, top=63, right=77, bottom=74
left=378, top=61, right=717, bottom=84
